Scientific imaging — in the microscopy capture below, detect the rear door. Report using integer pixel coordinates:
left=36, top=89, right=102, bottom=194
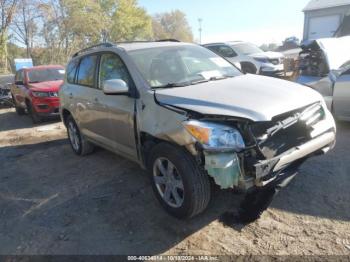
left=74, top=54, right=112, bottom=145
left=333, top=68, right=350, bottom=120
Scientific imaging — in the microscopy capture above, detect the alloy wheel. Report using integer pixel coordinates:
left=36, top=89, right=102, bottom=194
left=153, top=157, right=185, bottom=208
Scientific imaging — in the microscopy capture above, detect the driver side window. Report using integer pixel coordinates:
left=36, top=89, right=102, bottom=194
left=99, top=53, right=132, bottom=89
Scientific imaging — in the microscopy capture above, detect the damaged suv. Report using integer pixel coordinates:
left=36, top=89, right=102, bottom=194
left=60, top=41, right=336, bottom=219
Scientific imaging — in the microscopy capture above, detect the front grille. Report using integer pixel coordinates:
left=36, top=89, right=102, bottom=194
left=37, top=104, right=49, bottom=109
left=250, top=103, right=325, bottom=159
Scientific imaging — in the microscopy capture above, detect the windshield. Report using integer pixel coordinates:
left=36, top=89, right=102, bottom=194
left=128, top=45, right=241, bottom=88
left=27, top=68, right=65, bottom=83
left=232, top=43, right=263, bottom=55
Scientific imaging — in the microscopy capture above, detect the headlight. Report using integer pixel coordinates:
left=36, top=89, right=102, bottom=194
left=32, top=91, right=49, bottom=97
left=254, top=57, right=269, bottom=63
left=183, top=120, right=245, bottom=151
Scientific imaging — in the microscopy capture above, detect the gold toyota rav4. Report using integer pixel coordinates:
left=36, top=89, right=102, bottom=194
left=59, top=40, right=336, bottom=221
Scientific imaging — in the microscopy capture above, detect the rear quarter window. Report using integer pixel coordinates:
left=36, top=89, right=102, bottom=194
left=66, top=59, right=79, bottom=84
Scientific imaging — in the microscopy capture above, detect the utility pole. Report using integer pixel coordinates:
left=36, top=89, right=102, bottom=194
left=198, top=18, right=203, bottom=44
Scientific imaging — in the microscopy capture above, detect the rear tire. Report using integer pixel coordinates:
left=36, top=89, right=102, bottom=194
left=12, top=95, right=25, bottom=115
left=147, top=142, right=211, bottom=219
left=66, top=115, right=94, bottom=156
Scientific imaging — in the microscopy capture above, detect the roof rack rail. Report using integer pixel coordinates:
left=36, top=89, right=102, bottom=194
left=72, top=42, right=115, bottom=57
left=115, top=40, right=152, bottom=44
left=156, top=39, right=180, bottom=42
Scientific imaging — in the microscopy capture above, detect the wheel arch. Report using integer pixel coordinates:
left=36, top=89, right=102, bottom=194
left=61, top=108, right=72, bottom=126
left=240, top=61, right=258, bottom=74
left=139, top=131, right=196, bottom=169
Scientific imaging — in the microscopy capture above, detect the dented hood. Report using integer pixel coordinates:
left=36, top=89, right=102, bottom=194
left=302, top=36, right=350, bottom=70
left=155, top=74, right=323, bottom=121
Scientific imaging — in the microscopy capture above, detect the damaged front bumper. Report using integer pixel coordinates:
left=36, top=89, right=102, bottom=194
left=200, top=104, right=336, bottom=191
left=254, top=130, right=335, bottom=187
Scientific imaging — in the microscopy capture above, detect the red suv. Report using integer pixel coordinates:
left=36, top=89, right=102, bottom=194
left=11, top=65, right=65, bottom=123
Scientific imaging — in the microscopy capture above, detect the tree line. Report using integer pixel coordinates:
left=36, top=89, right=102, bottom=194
left=0, top=0, right=194, bottom=73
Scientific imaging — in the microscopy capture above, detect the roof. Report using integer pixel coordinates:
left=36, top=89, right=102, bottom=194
left=203, top=41, right=245, bottom=46
left=118, top=41, right=192, bottom=51
left=303, top=0, right=350, bottom=11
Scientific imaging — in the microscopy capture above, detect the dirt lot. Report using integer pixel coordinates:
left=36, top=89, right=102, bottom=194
left=0, top=107, right=349, bottom=256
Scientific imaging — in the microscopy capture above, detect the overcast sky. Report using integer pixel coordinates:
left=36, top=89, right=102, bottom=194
left=139, top=0, right=309, bottom=45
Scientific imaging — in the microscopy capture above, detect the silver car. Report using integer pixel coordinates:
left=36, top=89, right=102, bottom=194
left=59, top=41, right=336, bottom=220
left=297, top=36, right=350, bottom=121
left=204, top=41, right=285, bottom=75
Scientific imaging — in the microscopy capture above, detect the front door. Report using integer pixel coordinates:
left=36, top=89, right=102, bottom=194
left=96, top=52, right=137, bottom=158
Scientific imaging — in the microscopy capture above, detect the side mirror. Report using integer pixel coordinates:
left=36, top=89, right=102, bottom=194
left=102, top=79, right=129, bottom=95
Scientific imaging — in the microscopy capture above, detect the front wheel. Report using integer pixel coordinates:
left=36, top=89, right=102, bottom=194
left=27, top=102, right=41, bottom=124
left=148, top=143, right=211, bottom=219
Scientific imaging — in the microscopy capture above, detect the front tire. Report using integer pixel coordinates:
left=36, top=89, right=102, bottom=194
left=27, top=102, right=41, bottom=124
left=66, top=115, right=94, bottom=156
left=148, top=143, right=211, bottom=219
left=241, top=62, right=257, bottom=74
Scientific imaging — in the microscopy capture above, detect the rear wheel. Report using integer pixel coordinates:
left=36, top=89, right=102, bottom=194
left=12, top=95, right=25, bottom=115
left=66, top=115, right=94, bottom=156
left=148, top=143, right=211, bottom=219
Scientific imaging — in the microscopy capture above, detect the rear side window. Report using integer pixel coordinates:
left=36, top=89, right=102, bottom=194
left=66, top=59, right=79, bottom=84
left=77, top=55, right=98, bottom=87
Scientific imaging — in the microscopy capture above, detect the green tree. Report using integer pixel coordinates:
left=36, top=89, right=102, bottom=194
left=0, top=0, right=18, bottom=73
left=152, top=10, right=193, bottom=42
left=109, top=0, right=152, bottom=42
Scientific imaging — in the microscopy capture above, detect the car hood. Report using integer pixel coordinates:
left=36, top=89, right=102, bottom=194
left=249, top=51, right=284, bottom=60
left=155, top=74, right=323, bottom=122
left=301, top=36, right=350, bottom=70
left=28, top=80, right=63, bottom=92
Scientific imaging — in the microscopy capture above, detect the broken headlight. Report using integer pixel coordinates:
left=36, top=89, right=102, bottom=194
left=183, top=120, right=245, bottom=151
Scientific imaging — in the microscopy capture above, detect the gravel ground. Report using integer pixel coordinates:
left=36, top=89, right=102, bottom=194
left=0, top=107, right=349, bottom=256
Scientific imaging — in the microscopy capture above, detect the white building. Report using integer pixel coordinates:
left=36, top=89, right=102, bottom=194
left=303, top=0, right=350, bottom=40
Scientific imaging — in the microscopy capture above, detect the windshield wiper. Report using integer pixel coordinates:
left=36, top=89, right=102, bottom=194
left=153, top=76, right=233, bottom=89
left=209, top=75, right=232, bottom=81
left=153, top=82, right=190, bottom=89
